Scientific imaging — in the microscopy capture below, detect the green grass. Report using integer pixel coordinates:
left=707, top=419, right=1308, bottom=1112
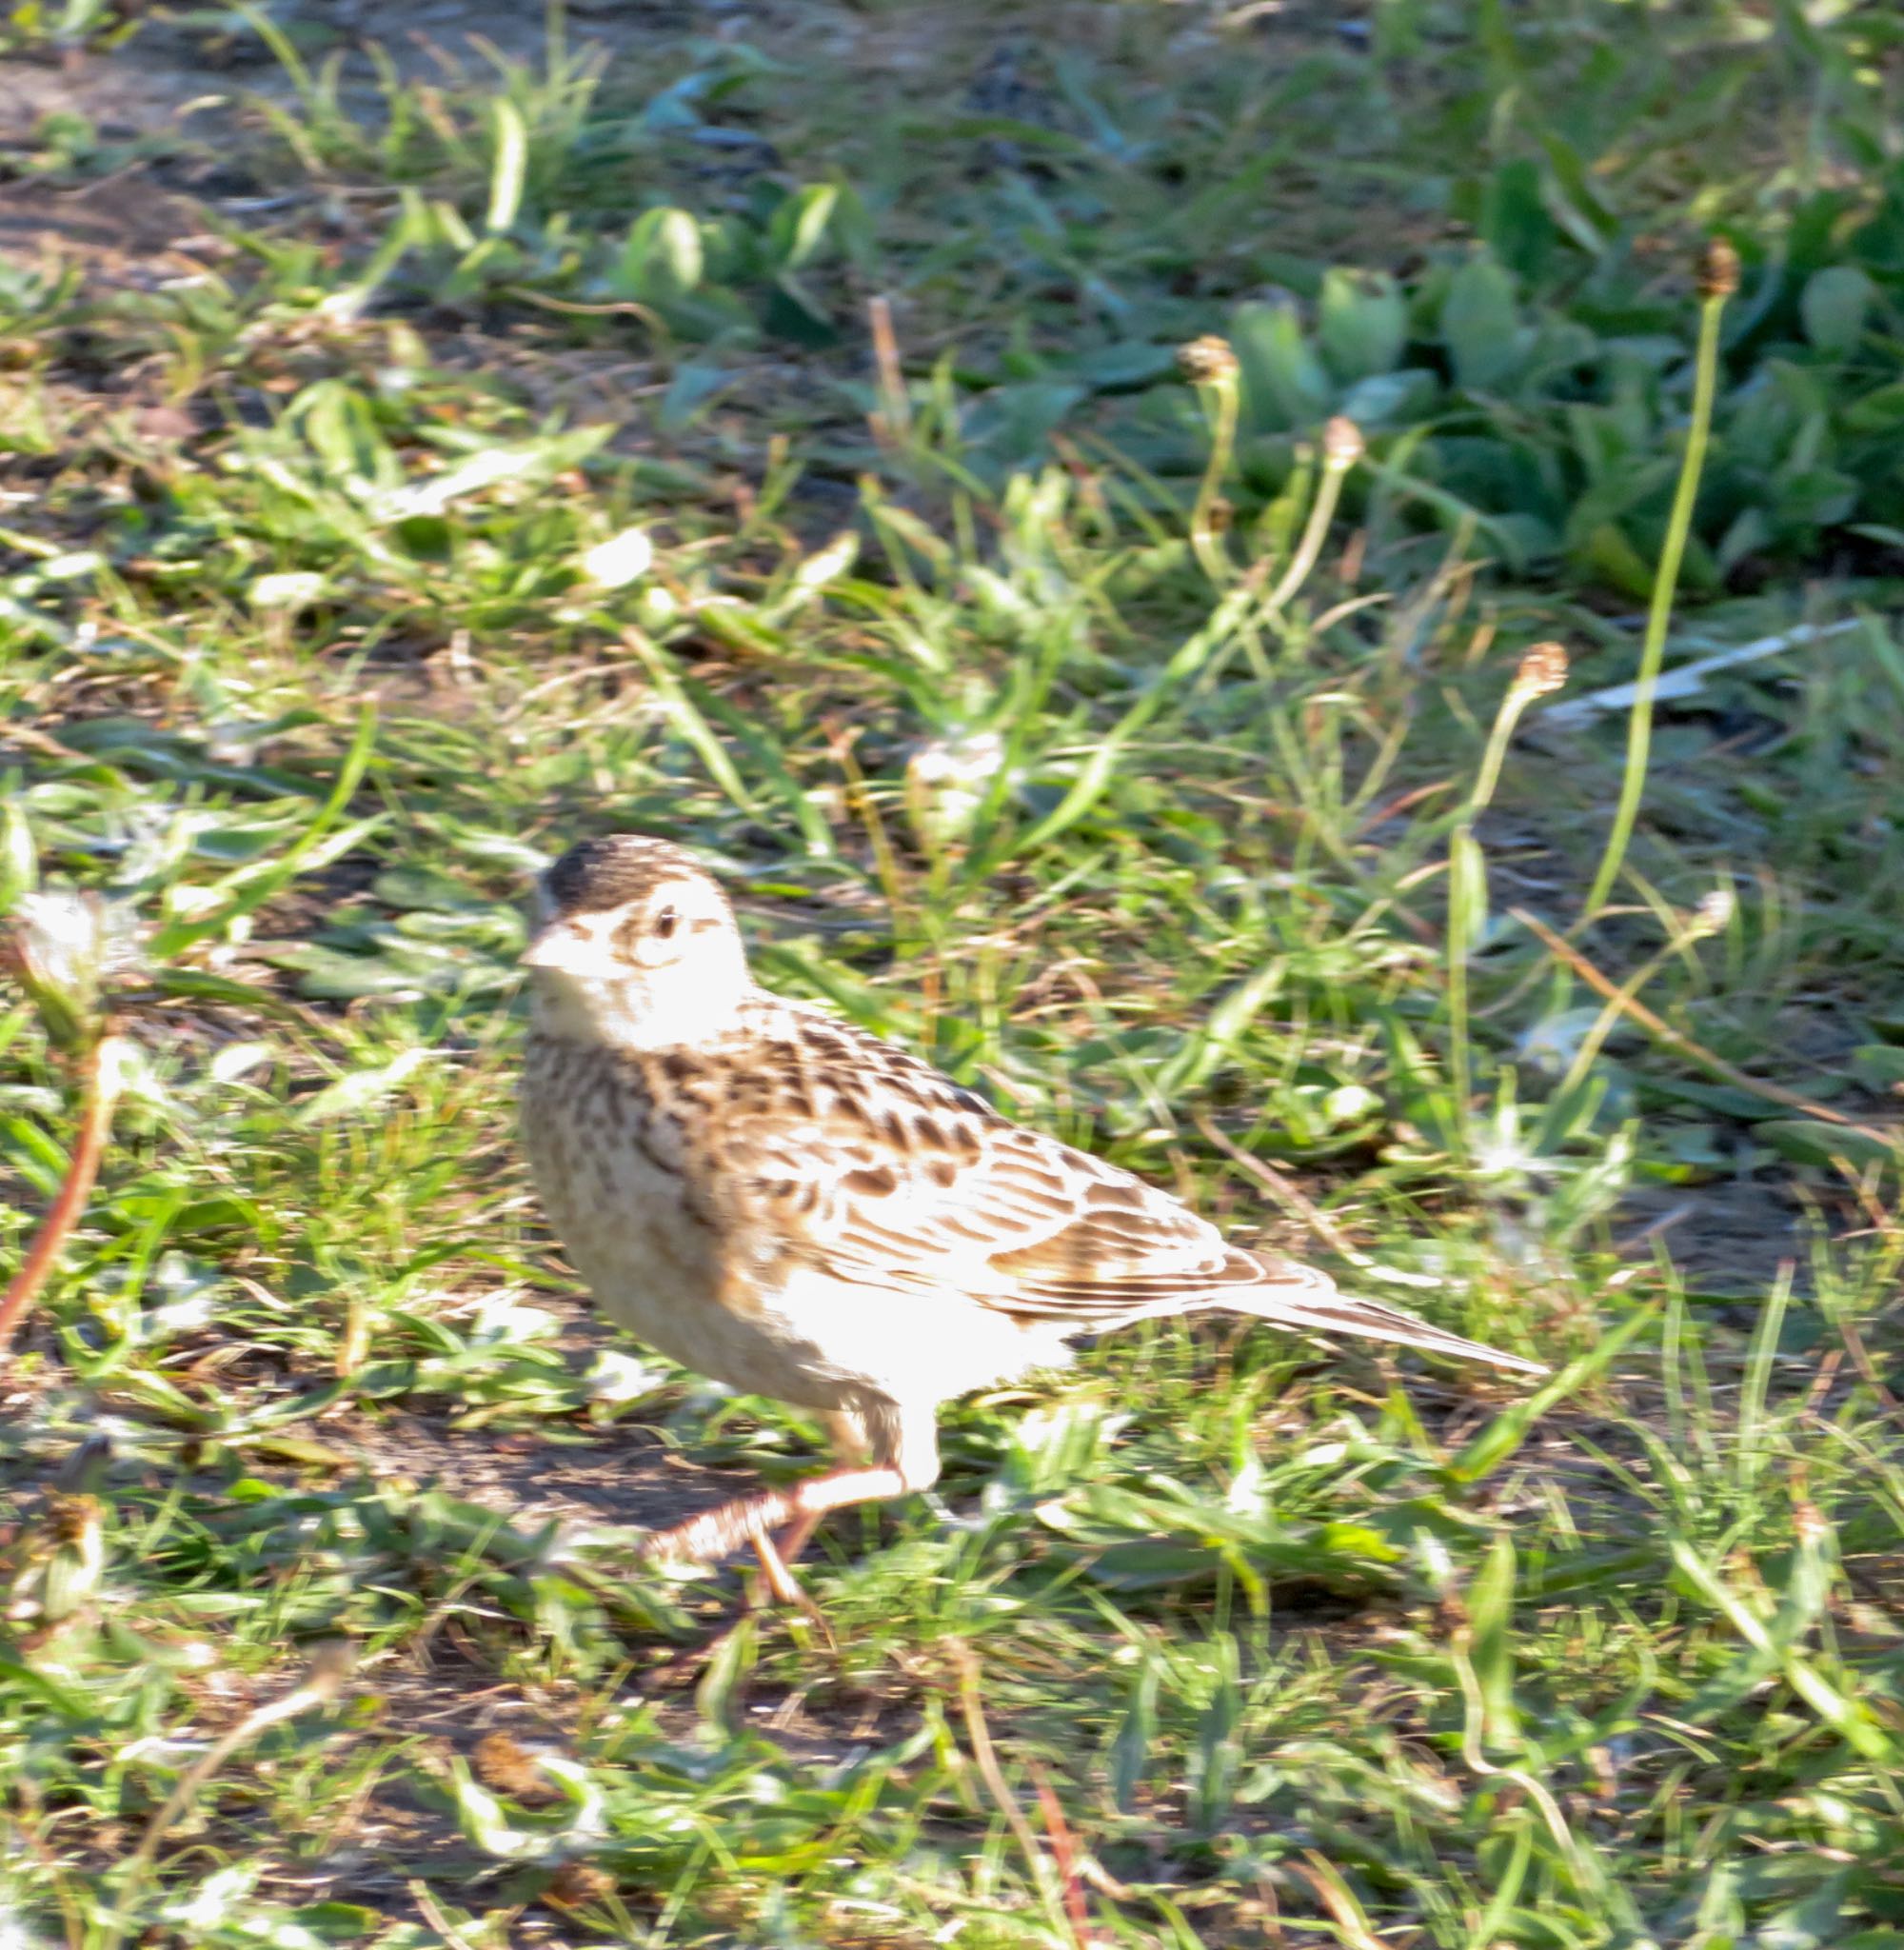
left=3, top=0, right=1903, bottom=1943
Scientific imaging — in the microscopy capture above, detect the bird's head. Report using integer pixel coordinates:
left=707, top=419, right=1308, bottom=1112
left=522, top=835, right=751, bottom=1047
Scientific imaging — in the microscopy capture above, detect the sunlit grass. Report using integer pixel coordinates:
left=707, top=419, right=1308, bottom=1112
left=2, top=0, right=1901, bottom=1943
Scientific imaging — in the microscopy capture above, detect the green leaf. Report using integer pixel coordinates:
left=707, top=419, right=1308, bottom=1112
left=696, top=1612, right=758, bottom=1734
left=1448, top=828, right=1489, bottom=960
left=1798, top=265, right=1872, bottom=357
left=371, top=866, right=478, bottom=912
left=1230, top=300, right=1333, bottom=431
left=1060, top=342, right=1180, bottom=391
left=1191, top=1633, right=1243, bottom=1831
left=1153, top=957, right=1286, bottom=1098
left=768, top=183, right=840, bottom=274
left=298, top=380, right=396, bottom=495
left=450, top=1761, right=554, bottom=1861
left=1440, top=255, right=1524, bottom=391
left=1756, top=1119, right=1898, bottom=1174
left=615, top=207, right=704, bottom=304
left=380, top=427, right=611, bottom=521
left=262, top=943, right=457, bottom=1000
left=1110, top=1648, right=1161, bottom=1813
left=149, top=709, right=381, bottom=960
left=1538, top=132, right=1618, bottom=248
left=1577, top=520, right=1657, bottom=600
left=764, top=278, right=840, bottom=346
left=1466, top=1534, right=1520, bottom=1746
left=1478, top=157, right=1557, bottom=283
left=1851, top=1045, right=1904, bottom=1088
left=1318, top=269, right=1407, bottom=382
left=0, top=796, right=36, bottom=910
left=150, top=967, right=310, bottom=1021
left=292, top=1048, right=436, bottom=1125
left=283, top=1905, right=388, bottom=1944
left=0, top=1651, right=96, bottom=1716
left=485, top=98, right=527, bottom=233
left=1339, top=367, right=1439, bottom=426
left=1841, top=378, right=1904, bottom=434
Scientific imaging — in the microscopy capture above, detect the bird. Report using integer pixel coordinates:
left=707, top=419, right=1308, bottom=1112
left=518, top=833, right=1543, bottom=1594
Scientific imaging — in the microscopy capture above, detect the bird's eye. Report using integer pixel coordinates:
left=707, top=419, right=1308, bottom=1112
left=654, top=906, right=679, bottom=942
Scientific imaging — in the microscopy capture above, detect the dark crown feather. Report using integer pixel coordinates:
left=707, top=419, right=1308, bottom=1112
left=544, top=835, right=705, bottom=916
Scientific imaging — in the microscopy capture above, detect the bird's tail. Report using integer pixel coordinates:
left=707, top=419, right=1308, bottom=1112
left=1226, top=1262, right=1547, bottom=1376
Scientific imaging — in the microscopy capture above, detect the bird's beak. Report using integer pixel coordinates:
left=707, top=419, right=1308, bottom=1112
left=520, top=918, right=590, bottom=973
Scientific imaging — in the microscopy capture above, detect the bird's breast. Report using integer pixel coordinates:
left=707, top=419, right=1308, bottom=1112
left=521, top=1038, right=713, bottom=1295
left=520, top=1036, right=851, bottom=1402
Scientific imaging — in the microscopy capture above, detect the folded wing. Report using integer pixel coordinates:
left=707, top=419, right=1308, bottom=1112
left=712, top=1008, right=1541, bottom=1374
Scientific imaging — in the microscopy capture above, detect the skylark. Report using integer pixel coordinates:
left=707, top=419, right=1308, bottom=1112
left=520, top=834, right=1541, bottom=1586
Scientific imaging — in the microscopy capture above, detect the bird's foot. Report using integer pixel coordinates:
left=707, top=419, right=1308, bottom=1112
left=641, top=1465, right=907, bottom=1576
left=742, top=1516, right=833, bottom=1641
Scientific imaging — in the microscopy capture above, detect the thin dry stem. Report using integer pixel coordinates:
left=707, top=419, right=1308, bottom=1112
left=0, top=1034, right=128, bottom=1370
left=947, top=1639, right=1081, bottom=1950
left=1027, top=1759, right=1092, bottom=1944
left=1293, top=1855, right=1386, bottom=1950
left=868, top=294, right=911, bottom=446
left=1259, top=430, right=1357, bottom=620
left=1195, top=1114, right=1371, bottom=1267
left=110, top=1647, right=354, bottom=1946
left=1512, top=907, right=1894, bottom=1144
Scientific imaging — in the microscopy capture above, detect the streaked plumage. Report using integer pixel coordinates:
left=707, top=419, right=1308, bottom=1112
left=519, top=835, right=1540, bottom=1574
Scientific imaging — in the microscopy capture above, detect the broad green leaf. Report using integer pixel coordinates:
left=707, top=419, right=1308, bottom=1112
left=1440, top=255, right=1524, bottom=391
left=1842, top=378, right=1904, bottom=434
left=1230, top=300, right=1333, bottom=431
left=1318, top=268, right=1407, bottom=382
left=616, top=207, right=704, bottom=303
left=1479, top=157, right=1557, bottom=283
left=769, top=183, right=840, bottom=274
left=1799, top=265, right=1872, bottom=357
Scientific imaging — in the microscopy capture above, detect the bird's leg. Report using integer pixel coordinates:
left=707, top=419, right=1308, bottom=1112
left=647, top=1403, right=936, bottom=1607
left=739, top=1409, right=875, bottom=1617
left=760, top=1405, right=873, bottom=1574
left=763, top=1509, right=824, bottom=1574
left=741, top=1509, right=834, bottom=1640
left=745, top=1519, right=808, bottom=1608
left=642, top=1466, right=908, bottom=1574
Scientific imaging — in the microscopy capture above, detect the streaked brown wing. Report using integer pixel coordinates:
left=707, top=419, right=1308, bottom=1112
left=708, top=1006, right=1284, bottom=1326
left=970, top=1142, right=1277, bottom=1320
